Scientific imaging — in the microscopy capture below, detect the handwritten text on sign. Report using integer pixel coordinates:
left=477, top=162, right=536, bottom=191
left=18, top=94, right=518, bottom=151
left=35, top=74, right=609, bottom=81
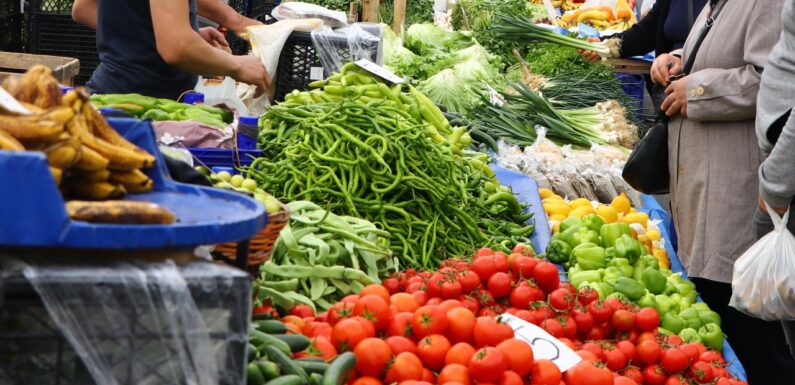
left=498, top=313, right=582, bottom=372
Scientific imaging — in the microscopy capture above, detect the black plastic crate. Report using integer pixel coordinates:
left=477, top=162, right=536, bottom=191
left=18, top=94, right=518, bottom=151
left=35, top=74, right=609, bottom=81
left=28, top=9, right=98, bottom=85
left=0, top=0, right=25, bottom=52
left=226, top=2, right=277, bottom=56
left=249, top=0, right=279, bottom=24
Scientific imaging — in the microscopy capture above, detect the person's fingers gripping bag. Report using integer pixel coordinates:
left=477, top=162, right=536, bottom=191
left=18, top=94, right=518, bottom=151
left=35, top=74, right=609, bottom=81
left=730, top=203, right=795, bottom=321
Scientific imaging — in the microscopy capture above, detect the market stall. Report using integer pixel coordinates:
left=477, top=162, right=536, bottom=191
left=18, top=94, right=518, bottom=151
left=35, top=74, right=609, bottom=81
left=0, top=0, right=769, bottom=384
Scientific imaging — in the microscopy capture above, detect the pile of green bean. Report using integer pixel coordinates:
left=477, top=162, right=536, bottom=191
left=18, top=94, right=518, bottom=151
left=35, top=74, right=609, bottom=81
left=247, top=66, right=534, bottom=269
left=255, top=201, right=396, bottom=311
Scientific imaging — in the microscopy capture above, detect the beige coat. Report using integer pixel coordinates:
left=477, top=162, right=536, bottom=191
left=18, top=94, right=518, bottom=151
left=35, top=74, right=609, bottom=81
left=669, top=0, right=783, bottom=283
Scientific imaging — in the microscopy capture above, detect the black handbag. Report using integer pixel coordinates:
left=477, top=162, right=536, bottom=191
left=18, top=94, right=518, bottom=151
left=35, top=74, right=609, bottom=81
left=622, top=0, right=727, bottom=194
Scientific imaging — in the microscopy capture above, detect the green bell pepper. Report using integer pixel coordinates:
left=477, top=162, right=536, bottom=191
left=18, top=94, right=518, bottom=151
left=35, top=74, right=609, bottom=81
left=607, top=291, right=631, bottom=304
left=679, top=328, right=702, bottom=344
left=661, top=312, right=686, bottom=334
left=142, top=108, right=170, bottom=121
left=572, top=243, right=606, bottom=270
left=568, top=263, right=582, bottom=277
left=581, top=214, right=605, bottom=233
left=656, top=294, right=680, bottom=315
left=698, top=310, right=721, bottom=327
left=637, top=292, right=660, bottom=313
left=569, top=270, right=603, bottom=289
left=657, top=327, right=674, bottom=336
left=679, top=307, right=703, bottom=330
left=670, top=293, right=694, bottom=313
left=600, top=222, right=632, bottom=248
left=604, top=247, right=617, bottom=261
left=559, top=217, right=584, bottom=233
left=603, top=267, right=624, bottom=286
left=690, top=302, right=711, bottom=312
left=614, top=277, right=646, bottom=301
left=633, top=259, right=649, bottom=282
left=640, top=254, right=659, bottom=269
left=608, top=258, right=634, bottom=277
left=641, top=268, right=667, bottom=294
left=561, top=226, right=602, bottom=248
left=698, top=323, right=724, bottom=351
left=587, top=282, right=613, bottom=299
left=546, top=239, right=573, bottom=264
left=615, top=234, right=643, bottom=264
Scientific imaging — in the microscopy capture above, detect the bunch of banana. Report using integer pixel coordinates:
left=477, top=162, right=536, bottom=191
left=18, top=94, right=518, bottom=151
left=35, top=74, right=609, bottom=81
left=0, top=65, right=157, bottom=200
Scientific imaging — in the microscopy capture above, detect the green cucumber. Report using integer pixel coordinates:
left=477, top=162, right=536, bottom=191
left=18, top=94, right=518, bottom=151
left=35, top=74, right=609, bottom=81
left=247, top=343, right=259, bottom=362
left=247, top=362, right=266, bottom=385
left=309, top=373, right=324, bottom=385
left=296, top=360, right=330, bottom=375
left=271, top=334, right=311, bottom=352
left=255, top=360, right=281, bottom=380
left=264, top=374, right=304, bottom=385
left=262, top=345, right=309, bottom=381
left=322, top=352, right=356, bottom=385
left=253, top=313, right=275, bottom=321
left=250, top=330, right=291, bottom=356
left=296, top=357, right=325, bottom=363
left=255, top=320, right=288, bottom=334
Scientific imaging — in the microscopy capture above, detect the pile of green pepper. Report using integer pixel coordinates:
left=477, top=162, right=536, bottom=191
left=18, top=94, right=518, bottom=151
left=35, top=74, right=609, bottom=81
left=90, top=93, right=232, bottom=129
left=546, top=214, right=724, bottom=346
left=247, top=65, right=534, bottom=270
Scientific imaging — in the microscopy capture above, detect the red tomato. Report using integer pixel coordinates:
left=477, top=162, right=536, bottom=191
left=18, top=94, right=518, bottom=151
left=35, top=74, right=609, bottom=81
left=637, top=340, right=662, bottom=365
left=612, top=310, right=636, bottom=332
left=412, top=291, right=428, bottom=306
left=642, top=364, right=668, bottom=385
left=508, top=285, right=534, bottom=310
left=487, top=272, right=512, bottom=299
left=406, top=282, right=424, bottom=294
left=478, top=307, right=498, bottom=317
left=581, top=342, right=605, bottom=361
left=438, top=364, right=471, bottom=385
left=460, top=296, right=479, bottom=314
left=571, top=309, right=594, bottom=338
left=576, top=350, right=599, bottom=363
left=559, top=316, right=578, bottom=339
left=661, top=348, right=690, bottom=374
left=635, top=308, right=660, bottom=332
left=356, top=295, right=392, bottom=330
left=475, top=247, right=495, bottom=259
left=392, top=293, right=420, bottom=313
left=616, top=340, right=636, bottom=363
left=711, top=366, right=730, bottom=379
left=351, top=316, right=376, bottom=338
left=621, top=367, right=644, bottom=384
left=446, top=307, right=476, bottom=344
left=604, top=297, right=626, bottom=311
left=584, top=324, right=607, bottom=341
left=459, top=271, right=481, bottom=294
left=442, top=281, right=463, bottom=300
left=698, top=351, right=726, bottom=365
left=530, top=359, right=562, bottom=385
left=499, top=370, right=523, bottom=385
left=468, top=347, right=507, bottom=384
left=304, top=322, right=333, bottom=339
left=342, top=294, right=360, bottom=303
left=385, top=352, right=424, bottom=384
left=412, top=305, right=448, bottom=339
left=473, top=316, right=515, bottom=347
left=679, top=343, right=701, bottom=363
left=360, top=284, right=391, bottom=302
left=439, top=300, right=464, bottom=315
left=637, top=331, right=659, bottom=345
left=290, top=304, right=315, bottom=318
left=471, top=257, right=498, bottom=282
left=332, top=318, right=369, bottom=351
left=666, top=335, right=684, bottom=347
left=253, top=304, right=277, bottom=317
left=533, top=261, right=560, bottom=293
left=540, top=318, right=564, bottom=338
left=603, top=346, right=628, bottom=371
left=511, top=256, right=538, bottom=279
left=329, top=301, right=357, bottom=324
left=445, top=342, right=477, bottom=366
left=388, top=312, right=415, bottom=337
left=512, top=243, right=534, bottom=256
left=387, top=336, right=418, bottom=355
left=568, top=361, right=614, bottom=385
left=492, top=253, right=509, bottom=273
left=417, top=334, right=451, bottom=371
left=352, top=377, right=382, bottom=385
left=354, top=338, right=393, bottom=377
left=687, top=361, right=714, bottom=383
left=421, top=369, right=435, bottom=383
left=382, top=278, right=401, bottom=294
left=614, top=376, right=639, bottom=385
left=548, top=288, right=575, bottom=312
left=496, top=339, right=534, bottom=377
left=475, top=289, right=496, bottom=307
left=558, top=337, right=577, bottom=351
left=664, top=375, right=687, bottom=385
left=304, top=336, right=337, bottom=360
left=588, top=300, right=615, bottom=324
left=577, top=287, right=599, bottom=306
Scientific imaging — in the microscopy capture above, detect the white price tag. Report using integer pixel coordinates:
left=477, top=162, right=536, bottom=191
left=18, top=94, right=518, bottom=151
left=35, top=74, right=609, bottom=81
left=309, top=67, right=325, bottom=81
left=354, top=59, right=404, bottom=84
left=498, top=313, right=582, bottom=372
left=0, top=86, right=30, bottom=115
left=486, top=85, right=506, bottom=107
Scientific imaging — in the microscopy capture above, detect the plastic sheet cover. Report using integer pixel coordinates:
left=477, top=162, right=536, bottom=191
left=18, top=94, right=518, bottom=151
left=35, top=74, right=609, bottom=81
left=311, top=24, right=384, bottom=74
left=11, top=259, right=233, bottom=385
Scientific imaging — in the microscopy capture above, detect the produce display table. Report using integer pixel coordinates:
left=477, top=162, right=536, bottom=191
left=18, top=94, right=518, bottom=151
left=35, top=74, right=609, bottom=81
left=493, top=165, right=748, bottom=381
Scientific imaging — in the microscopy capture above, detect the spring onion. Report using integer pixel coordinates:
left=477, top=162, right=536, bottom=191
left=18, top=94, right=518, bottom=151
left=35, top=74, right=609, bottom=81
left=494, top=13, right=619, bottom=59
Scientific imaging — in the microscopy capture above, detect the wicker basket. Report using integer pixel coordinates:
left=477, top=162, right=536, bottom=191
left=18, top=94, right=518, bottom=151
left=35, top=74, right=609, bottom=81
left=215, top=203, right=290, bottom=275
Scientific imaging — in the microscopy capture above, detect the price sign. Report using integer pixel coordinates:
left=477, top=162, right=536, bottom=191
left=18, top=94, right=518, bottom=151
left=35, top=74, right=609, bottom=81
left=354, top=59, right=404, bottom=84
left=0, top=86, right=30, bottom=115
left=498, top=313, right=582, bottom=372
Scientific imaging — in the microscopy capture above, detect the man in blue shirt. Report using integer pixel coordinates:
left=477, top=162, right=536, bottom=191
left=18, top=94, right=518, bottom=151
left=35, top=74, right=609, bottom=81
left=72, top=0, right=269, bottom=99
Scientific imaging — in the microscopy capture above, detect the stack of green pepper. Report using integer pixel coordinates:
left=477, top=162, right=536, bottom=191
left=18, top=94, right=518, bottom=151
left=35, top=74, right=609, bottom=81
left=90, top=93, right=233, bottom=129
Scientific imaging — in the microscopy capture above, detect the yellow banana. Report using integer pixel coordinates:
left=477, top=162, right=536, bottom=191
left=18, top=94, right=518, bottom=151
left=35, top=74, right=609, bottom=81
left=65, top=200, right=175, bottom=224
left=123, top=178, right=154, bottom=193
left=71, top=168, right=111, bottom=183
left=65, top=181, right=126, bottom=200
left=578, top=10, right=611, bottom=23
left=49, top=167, right=63, bottom=185
left=74, top=145, right=110, bottom=171
left=0, top=129, right=25, bottom=151
left=45, top=144, right=81, bottom=169
left=0, top=111, right=68, bottom=141
left=84, top=104, right=154, bottom=158
left=67, top=113, right=154, bottom=171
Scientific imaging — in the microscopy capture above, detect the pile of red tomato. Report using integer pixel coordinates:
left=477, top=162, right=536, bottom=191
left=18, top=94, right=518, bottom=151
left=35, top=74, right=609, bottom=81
left=258, top=246, right=749, bottom=385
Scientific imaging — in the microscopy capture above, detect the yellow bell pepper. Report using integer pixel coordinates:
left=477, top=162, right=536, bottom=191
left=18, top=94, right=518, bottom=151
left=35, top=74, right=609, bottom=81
left=570, top=198, right=592, bottom=209
left=549, top=213, right=567, bottom=222
left=543, top=202, right=572, bottom=217
left=611, top=193, right=631, bottom=214
left=623, top=212, right=649, bottom=225
left=596, top=205, right=618, bottom=224
left=539, top=188, right=557, bottom=200
left=646, top=229, right=662, bottom=241
left=569, top=205, right=595, bottom=218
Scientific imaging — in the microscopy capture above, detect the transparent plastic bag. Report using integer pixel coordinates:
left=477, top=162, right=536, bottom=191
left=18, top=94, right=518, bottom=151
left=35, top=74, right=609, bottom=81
left=272, top=2, right=348, bottom=28
left=730, top=204, right=795, bottom=321
left=311, top=24, right=383, bottom=74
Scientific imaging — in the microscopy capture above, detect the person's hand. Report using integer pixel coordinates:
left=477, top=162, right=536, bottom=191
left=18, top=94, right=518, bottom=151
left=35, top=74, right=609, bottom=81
left=199, top=27, right=231, bottom=53
left=759, top=196, right=789, bottom=216
left=661, top=76, right=688, bottom=117
left=576, top=37, right=603, bottom=63
left=651, top=53, right=683, bottom=85
left=231, top=55, right=271, bottom=97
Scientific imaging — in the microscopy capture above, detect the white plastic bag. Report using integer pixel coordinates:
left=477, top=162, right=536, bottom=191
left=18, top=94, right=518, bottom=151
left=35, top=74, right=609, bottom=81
left=195, top=76, right=248, bottom=115
left=730, top=204, right=795, bottom=321
left=272, top=2, right=348, bottom=28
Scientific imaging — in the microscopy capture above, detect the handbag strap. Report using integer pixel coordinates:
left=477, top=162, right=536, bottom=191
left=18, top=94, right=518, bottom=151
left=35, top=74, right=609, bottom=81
left=681, top=0, right=728, bottom=75
left=686, top=0, right=695, bottom=29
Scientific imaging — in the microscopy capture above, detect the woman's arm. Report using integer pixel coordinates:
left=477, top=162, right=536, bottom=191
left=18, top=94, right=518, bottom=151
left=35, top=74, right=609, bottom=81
left=197, top=0, right=261, bottom=34
left=72, top=0, right=97, bottom=29
left=685, top=1, right=782, bottom=121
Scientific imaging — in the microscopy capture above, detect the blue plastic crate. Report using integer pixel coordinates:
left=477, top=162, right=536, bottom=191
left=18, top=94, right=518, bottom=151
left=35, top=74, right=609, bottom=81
left=188, top=147, right=262, bottom=173
left=617, top=73, right=645, bottom=119
left=0, top=118, right=267, bottom=249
